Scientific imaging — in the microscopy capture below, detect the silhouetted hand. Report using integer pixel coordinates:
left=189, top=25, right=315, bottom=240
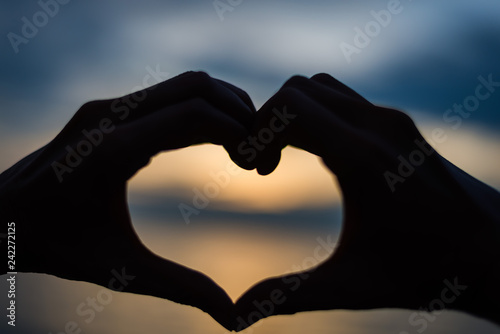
left=234, top=74, right=500, bottom=330
left=0, top=71, right=256, bottom=331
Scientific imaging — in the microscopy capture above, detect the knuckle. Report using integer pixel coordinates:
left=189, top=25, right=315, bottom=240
left=185, top=97, right=212, bottom=120
left=283, top=75, right=310, bottom=89
left=183, top=71, right=215, bottom=97
left=190, top=71, right=213, bottom=87
left=392, top=109, right=416, bottom=129
left=377, top=107, right=419, bottom=137
left=240, top=90, right=253, bottom=103
left=72, top=99, right=111, bottom=125
left=79, top=99, right=111, bottom=113
left=77, top=100, right=109, bottom=117
left=311, top=73, right=335, bottom=81
left=276, top=86, right=305, bottom=104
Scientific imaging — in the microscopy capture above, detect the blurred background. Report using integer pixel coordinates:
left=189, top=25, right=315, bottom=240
left=1, top=0, right=500, bottom=333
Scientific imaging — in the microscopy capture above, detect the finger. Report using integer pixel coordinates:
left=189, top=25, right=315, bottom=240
left=290, top=75, right=419, bottom=150
left=234, top=272, right=321, bottom=331
left=281, top=75, right=376, bottom=128
left=233, top=256, right=360, bottom=331
left=249, top=74, right=369, bottom=175
left=204, top=76, right=255, bottom=128
left=120, top=249, right=236, bottom=331
left=249, top=92, right=296, bottom=175
left=67, top=72, right=254, bottom=135
left=65, top=186, right=236, bottom=330
left=214, top=78, right=257, bottom=115
left=233, top=250, right=403, bottom=332
left=122, top=71, right=255, bottom=127
left=310, top=73, right=373, bottom=105
left=250, top=97, right=288, bottom=175
left=96, top=98, right=251, bottom=180
left=250, top=86, right=321, bottom=175
left=251, top=88, right=351, bottom=175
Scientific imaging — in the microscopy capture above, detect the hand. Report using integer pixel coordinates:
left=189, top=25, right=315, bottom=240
left=234, top=74, right=500, bottom=330
left=0, top=71, right=256, bottom=331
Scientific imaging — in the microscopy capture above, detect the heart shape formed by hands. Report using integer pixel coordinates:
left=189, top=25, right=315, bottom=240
left=1, top=72, right=499, bottom=332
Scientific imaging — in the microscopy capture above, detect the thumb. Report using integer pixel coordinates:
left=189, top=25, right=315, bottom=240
left=115, top=249, right=236, bottom=331
left=233, top=273, right=314, bottom=331
left=233, top=254, right=376, bottom=331
left=233, top=267, right=334, bottom=331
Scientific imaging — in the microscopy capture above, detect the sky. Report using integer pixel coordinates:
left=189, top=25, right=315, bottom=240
left=1, top=0, right=500, bottom=333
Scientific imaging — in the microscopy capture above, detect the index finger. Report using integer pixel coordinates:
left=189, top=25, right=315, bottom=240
left=120, top=71, right=256, bottom=127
